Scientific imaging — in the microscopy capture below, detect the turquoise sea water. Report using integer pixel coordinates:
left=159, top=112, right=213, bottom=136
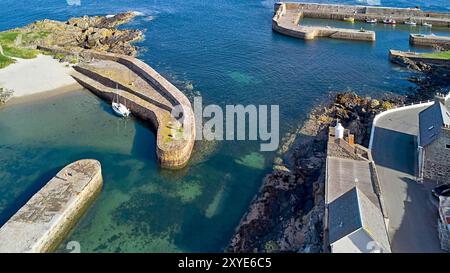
left=0, top=0, right=449, bottom=252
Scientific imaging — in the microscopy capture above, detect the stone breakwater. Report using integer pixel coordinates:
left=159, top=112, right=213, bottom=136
left=273, top=3, right=375, bottom=42
left=0, top=159, right=103, bottom=253
left=389, top=49, right=450, bottom=68
left=38, top=46, right=196, bottom=169
left=409, top=34, right=450, bottom=49
left=281, top=2, right=450, bottom=27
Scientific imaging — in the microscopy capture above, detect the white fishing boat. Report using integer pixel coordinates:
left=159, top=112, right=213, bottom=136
left=365, top=18, right=377, bottom=24
left=422, top=22, right=432, bottom=27
left=404, top=19, right=417, bottom=26
left=383, top=18, right=396, bottom=25
left=112, top=85, right=131, bottom=117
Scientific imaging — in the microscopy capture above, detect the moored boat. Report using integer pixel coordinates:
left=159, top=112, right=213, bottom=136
left=404, top=19, right=417, bottom=26
left=111, top=84, right=131, bottom=117
left=343, top=16, right=355, bottom=23
left=422, top=22, right=432, bottom=27
left=112, top=102, right=131, bottom=117
left=365, top=18, right=377, bottom=24
left=383, top=18, right=396, bottom=25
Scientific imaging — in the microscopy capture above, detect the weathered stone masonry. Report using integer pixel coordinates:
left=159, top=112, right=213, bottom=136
left=423, top=127, right=450, bottom=182
left=0, top=159, right=103, bottom=253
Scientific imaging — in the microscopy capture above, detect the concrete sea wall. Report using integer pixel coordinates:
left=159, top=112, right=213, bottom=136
left=0, top=159, right=103, bottom=253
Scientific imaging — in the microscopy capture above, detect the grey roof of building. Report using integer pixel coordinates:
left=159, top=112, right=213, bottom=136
left=419, top=101, right=450, bottom=147
left=326, top=157, right=379, bottom=206
left=328, top=187, right=391, bottom=252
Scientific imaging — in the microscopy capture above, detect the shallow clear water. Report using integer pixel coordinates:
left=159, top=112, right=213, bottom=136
left=0, top=0, right=449, bottom=252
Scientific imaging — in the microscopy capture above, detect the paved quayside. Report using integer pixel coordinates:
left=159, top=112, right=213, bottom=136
left=0, top=159, right=103, bottom=253
left=371, top=106, right=443, bottom=252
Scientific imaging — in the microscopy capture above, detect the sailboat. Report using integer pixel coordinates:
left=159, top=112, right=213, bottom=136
left=112, top=84, right=131, bottom=117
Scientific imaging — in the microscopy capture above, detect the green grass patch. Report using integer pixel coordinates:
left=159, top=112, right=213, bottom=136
left=54, top=53, right=66, bottom=60
left=0, top=54, right=15, bottom=69
left=422, top=50, right=450, bottom=60
left=0, top=30, right=40, bottom=66
left=2, top=45, right=39, bottom=59
left=0, top=31, right=19, bottom=44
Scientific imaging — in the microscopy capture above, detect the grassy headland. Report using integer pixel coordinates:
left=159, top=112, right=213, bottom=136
left=0, top=31, right=41, bottom=68
left=422, top=50, right=450, bottom=60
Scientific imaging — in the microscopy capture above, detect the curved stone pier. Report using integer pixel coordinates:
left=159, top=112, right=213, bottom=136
left=0, top=159, right=103, bottom=253
left=71, top=51, right=196, bottom=169
left=37, top=46, right=196, bottom=169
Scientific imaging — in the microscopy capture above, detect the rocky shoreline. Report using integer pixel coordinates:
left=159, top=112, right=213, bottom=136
left=7, top=12, right=143, bottom=58
left=228, top=92, right=399, bottom=253
left=228, top=56, right=450, bottom=253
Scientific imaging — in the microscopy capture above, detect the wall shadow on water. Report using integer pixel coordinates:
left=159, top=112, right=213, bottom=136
left=390, top=176, right=442, bottom=253
left=372, top=127, right=416, bottom=175
left=0, top=165, right=60, bottom=227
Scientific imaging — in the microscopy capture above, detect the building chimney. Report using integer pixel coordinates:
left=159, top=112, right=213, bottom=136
left=348, top=134, right=355, bottom=146
left=335, top=122, right=344, bottom=140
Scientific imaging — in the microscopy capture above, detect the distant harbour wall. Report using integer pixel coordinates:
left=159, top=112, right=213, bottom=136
left=0, top=159, right=103, bottom=253
left=273, top=3, right=376, bottom=42
left=409, top=34, right=450, bottom=48
left=282, top=2, right=450, bottom=27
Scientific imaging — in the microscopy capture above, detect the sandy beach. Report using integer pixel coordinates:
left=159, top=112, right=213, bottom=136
left=0, top=54, right=81, bottom=98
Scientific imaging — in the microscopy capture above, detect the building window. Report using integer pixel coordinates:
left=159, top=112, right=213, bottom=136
left=447, top=144, right=450, bottom=149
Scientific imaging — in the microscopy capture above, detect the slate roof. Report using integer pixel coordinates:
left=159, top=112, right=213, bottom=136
left=328, top=187, right=391, bottom=252
left=419, top=100, right=450, bottom=147
left=326, top=157, right=379, bottom=206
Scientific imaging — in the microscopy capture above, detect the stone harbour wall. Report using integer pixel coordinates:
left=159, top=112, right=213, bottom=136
left=410, top=34, right=450, bottom=48
left=0, top=159, right=103, bottom=253
left=283, top=2, right=450, bottom=27
left=273, top=3, right=375, bottom=42
left=389, top=49, right=450, bottom=67
left=38, top=46, right=196, bottom=169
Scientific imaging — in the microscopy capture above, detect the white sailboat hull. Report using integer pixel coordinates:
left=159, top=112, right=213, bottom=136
left=112, top=102, right=131, bottom=117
